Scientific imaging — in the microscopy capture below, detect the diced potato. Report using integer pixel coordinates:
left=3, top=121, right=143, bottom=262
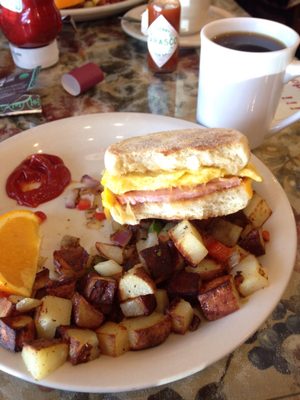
left=32, top=269, right=51, bottom=298
left=120, top=312, right=171, bottom=350
left=167, top=298, right=194, bottom=334
left=72, top=292, right=104, bottom=329
left=186, top=258, right=225, bottom=281
left=140, top=242, right=174, bottom=283
left=120, top=294, right=156, bottom=317
left=198, top=275, right=240, bottom=321
left=0, top=315, right=36, bottom=352
left=83, top=273, right=117, bottom=314
left=155, top=289, right=169, bottom=313
left=45, top=278, right=76, bottom=299
left=15, top=298, right=42, bottom=313
left=167, top=270, right=201, bottom=303
left=189, top=308, right=201, bottom=331
left=22, top=339, right=68, bottom=380
left=208, top=218, right=243, bottom=247
left=242, top=192, right=272, bottom=228
left=96, top=322, right=129, bottom=357
left=35, top=296, right=72, bottom=339
left=239, top=228, right=266, bottom=256
left=118, top=264, right=156, bottom=301
left=53, top=246, right=89, bottom=279
left=94, top=259, right=123, bottom=280
left=169, top=220, right=208, bottom=266
left=231, top=254, right=268, bottom=297
left=58, top=328, right=100, bottom=365
left=0, top=297, right=16, bottom=318
left=95, top=242, right=124, bottom=264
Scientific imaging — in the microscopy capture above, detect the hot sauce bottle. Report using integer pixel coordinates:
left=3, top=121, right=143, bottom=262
left=147, top=0, right=181, bottom=73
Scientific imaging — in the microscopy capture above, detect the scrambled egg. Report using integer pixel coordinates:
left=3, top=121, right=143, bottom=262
left=101, top=164, right=262, bottom=195
left=101, top=164, right=262, bottom=224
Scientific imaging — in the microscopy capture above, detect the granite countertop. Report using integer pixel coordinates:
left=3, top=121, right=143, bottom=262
left=0, top=1, right=299, bottom=399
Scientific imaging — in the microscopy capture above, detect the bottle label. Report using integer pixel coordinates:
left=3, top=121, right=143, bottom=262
left=147, top=15, right=179, bottom=68
left=0, top=0, right=23, bottom=13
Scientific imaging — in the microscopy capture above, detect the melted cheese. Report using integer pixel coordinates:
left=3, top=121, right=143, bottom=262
left=102, top=187, right=137, bottom=225
left=101, top=164, right=262, bottom=195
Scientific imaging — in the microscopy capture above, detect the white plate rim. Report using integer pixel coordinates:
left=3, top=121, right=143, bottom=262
left=121, top=5, right=234, bottom=48
left=0, top=112, right=297, bottom=393
left=60, top=0, right=145, bottom=21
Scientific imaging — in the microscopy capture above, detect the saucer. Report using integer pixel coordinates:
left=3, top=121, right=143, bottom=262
left=121, top=5, right=234, bottom=48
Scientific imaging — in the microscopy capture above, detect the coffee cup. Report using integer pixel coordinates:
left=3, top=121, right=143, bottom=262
left=196, top=17, right=300, bottom=149
left=180, top=0, right=210, bottom=36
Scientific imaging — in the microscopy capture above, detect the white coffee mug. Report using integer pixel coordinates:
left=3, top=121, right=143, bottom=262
left=196, top=17, right=300, bottom=149
left=180, top=0, right=210, bottom=36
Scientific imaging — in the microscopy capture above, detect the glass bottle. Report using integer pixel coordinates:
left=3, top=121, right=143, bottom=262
left=147, top=0, right=181, bottom=73
left=0, top=0, right=62, bottom=68
left=0, top=0, right=62, bottom=48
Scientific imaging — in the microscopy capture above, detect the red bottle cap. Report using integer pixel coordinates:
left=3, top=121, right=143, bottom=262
left=61, top=62, right=104, bottom=96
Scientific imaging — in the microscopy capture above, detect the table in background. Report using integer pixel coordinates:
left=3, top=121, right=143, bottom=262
left=0, top=1, right=299, bottom=399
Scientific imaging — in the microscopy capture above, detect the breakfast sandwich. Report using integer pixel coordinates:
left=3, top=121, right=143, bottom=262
left=101, top=128, right=262, bottom=225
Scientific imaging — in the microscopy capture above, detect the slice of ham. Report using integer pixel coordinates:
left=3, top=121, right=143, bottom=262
left=116, top=177, right=242, bottom=205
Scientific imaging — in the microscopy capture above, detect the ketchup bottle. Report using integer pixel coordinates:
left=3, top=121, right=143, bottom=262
left=147, top=0, right=181, bottom=73
left=0, top=0, right=62, bottom=69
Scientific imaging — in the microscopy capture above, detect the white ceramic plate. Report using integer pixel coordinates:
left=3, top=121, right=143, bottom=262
left=121, top=5, right=233, bottom=48
left=60, top=0, right=145, bottom=21
left=0, top=113, right=296, bottom=393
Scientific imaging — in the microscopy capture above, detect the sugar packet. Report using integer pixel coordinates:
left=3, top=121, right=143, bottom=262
left=0, top=67, right=42, bottom=116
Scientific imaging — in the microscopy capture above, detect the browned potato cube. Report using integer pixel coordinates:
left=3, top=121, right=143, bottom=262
left=83, top=272, right=117, bottom=314
left=208, top=218, right=243, bottom=247
left=22, top=338, right=68, bottom=380
left=96, top=322, right=129, bottom=357
left=15, top=297, right=42, bottom=313
left=58, top=327, right=100, bottom=365
left=120, top=294, right=157, bottom=318
left=169, top=220, right=208, bottom=266
left=0, top=315, right=36, bottom=352
left=95, top=242, right=124, bottom=264
left=35, top=295, right=72, bottom=339
left=231, top=254, right=268, bottom=297
left=53, top=246, right=89, bottom=279
left=239, top=228, right=266, bottom=256
left=242, top=192, right=272, bottom=228
left=94, top=259, right=123, bottom=280
left=118, top=265, right=156, bottom=301
left=167, top=298, right=194, bottom=334
left=46, top=278, right=76, bottom=299
left=186, top=258, right=225, bottom=281
left=167, top=270, right=201, bottom=303
left=72, top=292, right=104, bottom=329
left=198, top=275, right=240, bottom=321
left=0, top=297, right=16, bottom=318
left=155, top=289, right=169, bottom=313
left=140, top=242, right=174, bottom=283
left=120, top=312, right=171, bottom=350
left=32, top=268, right=52, bottom=298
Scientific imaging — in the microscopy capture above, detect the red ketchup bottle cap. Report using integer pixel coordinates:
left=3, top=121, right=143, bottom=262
left=61, top=62, right=104, bottom=96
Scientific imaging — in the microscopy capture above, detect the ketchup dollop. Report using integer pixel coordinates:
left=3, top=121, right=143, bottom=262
left=6, top=154, right=71, bottom=208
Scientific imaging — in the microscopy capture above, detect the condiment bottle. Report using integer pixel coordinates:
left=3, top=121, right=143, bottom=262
left=147, top=0, right=181, bottom=73
left=0, top=0, right=62, bottom=69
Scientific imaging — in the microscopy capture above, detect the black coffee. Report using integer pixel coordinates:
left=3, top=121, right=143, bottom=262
left=213, top=31, right=286, bottom=52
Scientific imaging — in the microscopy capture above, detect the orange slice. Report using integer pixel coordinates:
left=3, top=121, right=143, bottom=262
left=0, top=210, right=41, bottom=297
left=54, top=0, right=85, bottom=9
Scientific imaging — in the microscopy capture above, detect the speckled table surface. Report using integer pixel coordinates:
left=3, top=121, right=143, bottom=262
left=0, top=1, right=299, bottom=399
